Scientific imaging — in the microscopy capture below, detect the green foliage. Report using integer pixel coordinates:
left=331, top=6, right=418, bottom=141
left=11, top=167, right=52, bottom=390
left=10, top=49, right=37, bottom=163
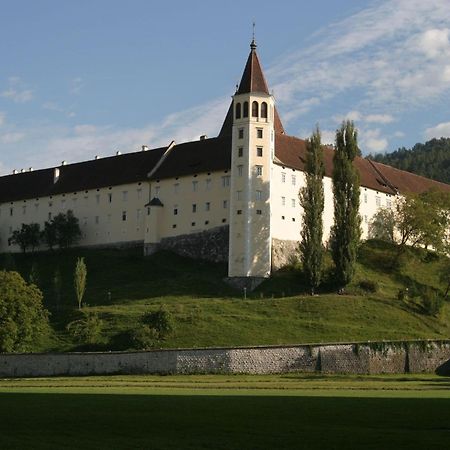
left=28, top=261, right=39, bottom=286
left=0, top=271, right=50, bottom=352
left=131, top=325, right=160, bottom=350
left=420, top=289, right=444, bottom=317
left=368, top=137, right=450, bottom=184
left=9, top=223, right=41, bottom=253
left=66, top=312, right=103, bottom=345
left=74, top=257, right=87, bottom=310
left=142, top=308, right=174, bottom=339
left=330, top=120, right=362, bottom=289
left=368, top=208, right=395, bottom=242
left=299, top=126, right=325, bottom=294
left=358, top=280, right=378, bottom=293
left=42, top=210, right=82, bottom=250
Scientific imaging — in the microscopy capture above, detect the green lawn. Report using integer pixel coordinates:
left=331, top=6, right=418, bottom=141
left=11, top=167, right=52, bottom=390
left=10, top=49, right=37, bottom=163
left=0, top=374, right=449, bottom=449
left=1, top=240, right=449, bottom=351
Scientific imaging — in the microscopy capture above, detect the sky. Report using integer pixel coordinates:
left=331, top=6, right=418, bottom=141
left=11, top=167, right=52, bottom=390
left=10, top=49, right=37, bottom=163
left=1, top=0, right=450, bottom=175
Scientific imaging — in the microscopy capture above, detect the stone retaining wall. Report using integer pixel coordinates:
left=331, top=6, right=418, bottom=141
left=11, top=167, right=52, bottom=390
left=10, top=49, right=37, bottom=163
left=1, top=340, right=449, bottom=378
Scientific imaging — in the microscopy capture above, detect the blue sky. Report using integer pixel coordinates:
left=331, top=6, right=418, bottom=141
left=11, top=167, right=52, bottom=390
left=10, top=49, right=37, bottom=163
left=1, top=0, right=450, bottom=175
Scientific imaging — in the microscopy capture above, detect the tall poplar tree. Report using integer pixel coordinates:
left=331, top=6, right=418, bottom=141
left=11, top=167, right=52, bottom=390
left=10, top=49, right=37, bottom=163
left=299, top=127, right=325, bottom=295
left=330, top=120, right=361, bottom=290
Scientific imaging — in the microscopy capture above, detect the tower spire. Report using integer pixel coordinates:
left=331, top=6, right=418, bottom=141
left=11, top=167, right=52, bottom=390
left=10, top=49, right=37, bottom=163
left=251, top=21, right=257, bottom=50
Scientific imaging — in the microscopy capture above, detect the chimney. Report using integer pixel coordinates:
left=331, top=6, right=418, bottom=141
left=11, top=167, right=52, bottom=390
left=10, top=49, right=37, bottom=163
left=116, top=151, right=121, bottom=156
left=54, top=167, right=60, bottom=184
left=61, top=161, right=67, bottom=166
left=141, top=145, right=149, bottom=151
left=29, top=167, right=33, bottom=172
left=12, top=169, right=18, bottom=174
left=94, top=155, right=99, bottom=160
left=20, top=169, right=25, bottom=173
left=200, top=135, right=207, bottom=141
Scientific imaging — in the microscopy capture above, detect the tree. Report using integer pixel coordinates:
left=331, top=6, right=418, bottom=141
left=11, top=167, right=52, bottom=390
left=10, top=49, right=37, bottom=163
left=391, top=191, right=450, bottom=261
left=9, top=223, right=41, bottom=253
left=42, top=210, right=81, bottom=250
left=66, top=312, right=103, bottom=345
left=330, top=120, right=361, bottom=290
left=0, top=271, right=50, bottom=353
left=368, top=208, right=395, bottom=242
left=74, top=257, right=87, bottom=310
left=299, top=126, right=325, bottom=294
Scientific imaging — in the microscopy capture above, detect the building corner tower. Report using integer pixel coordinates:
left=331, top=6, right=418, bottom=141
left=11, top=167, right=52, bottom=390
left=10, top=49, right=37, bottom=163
left=228, top=39, right=276, bottom=286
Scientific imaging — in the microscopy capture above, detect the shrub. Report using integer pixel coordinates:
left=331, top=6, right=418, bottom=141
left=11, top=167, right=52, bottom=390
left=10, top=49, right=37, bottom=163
left=67, top=312, right=103, bottom=345
left=358, top=279, right=378, bottom=293
left=131, top=326, right=160, bottom=350
left=421, top=289, right=444, bottom=316
left=141, top=308, right=174, bottom=340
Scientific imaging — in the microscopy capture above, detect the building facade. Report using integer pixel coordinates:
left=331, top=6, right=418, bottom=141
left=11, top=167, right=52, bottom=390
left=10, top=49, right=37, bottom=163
left=1, top=40, right=449, bottom=283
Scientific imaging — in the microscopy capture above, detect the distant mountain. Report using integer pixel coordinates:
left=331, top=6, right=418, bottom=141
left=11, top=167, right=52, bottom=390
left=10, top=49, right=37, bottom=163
left=368, top=137, right=450, bottom=184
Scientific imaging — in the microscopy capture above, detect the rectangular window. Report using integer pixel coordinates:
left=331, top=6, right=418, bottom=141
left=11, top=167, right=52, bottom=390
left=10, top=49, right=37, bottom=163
left=237, top=210, right=242, bottom=215
left=291, top=175, right=296, bottom=186
left=48, top=212, right=52, bottom=220
left=108, top=193, right=112, bottom=203
left=364, top=193, right=368, bottom=203
left=206, top=179, right=212, bottom=190
left=192, top=181, right=198, bottom=192
left=281, top=196, right=286, bottom=206
left=137, top=189, right=142, bottom=199
left=238, top=165, right=243, bottom=176
left=122, top=211, right=127, bottom=221
left=221, top=176, right=230, bottom=187
left=281, top=172, right=286, bottom=183
left=22, top=206, right=26, bottom=215
left=174, top=183, right=179, bottom=194
left=9, top=207, right=13, bottom=216
left=256, top=209, right=262, bottom=215
left=122, top=191, right=128, bottom=201
left=192, top=204, right=197, bottom=213
left=223, top=200, right=228, bottom=209
left=95, top=194, right=100, bottom=205
left=238, top=128, right=244, bottom=139
left=291, top=198, right=296, bottom=208
left=238, top=147, right=243, bottom=157
left=256, top=190, right=262, bottom=201
left=154, top=186, right=160, bottom=197
left=256, top=165, right=263, bottom=176
left=376, top=196, right=381, bottom=207
left=257, top=128, right=263, bottom=139
left=137, top=209, right=142, bottom=220
left=205, top=202, right=210, bottom=211
left=257, top=147, right=263, bottom=157
left=173, top=207, right=178, bottom=215
left=387, top=198, right=392, bottom=208
left=237, top=191, right=242, bottom=201
left=61, top=199, right=66, bottom=209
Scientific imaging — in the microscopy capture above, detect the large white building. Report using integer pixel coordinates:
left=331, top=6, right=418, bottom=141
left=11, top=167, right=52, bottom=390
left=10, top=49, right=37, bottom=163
left=1, top=40, right=449, bottom=284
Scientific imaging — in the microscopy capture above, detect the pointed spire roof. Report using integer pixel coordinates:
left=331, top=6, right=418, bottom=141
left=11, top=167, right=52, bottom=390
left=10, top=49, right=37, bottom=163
left=236, top=39, right=270, bottom=95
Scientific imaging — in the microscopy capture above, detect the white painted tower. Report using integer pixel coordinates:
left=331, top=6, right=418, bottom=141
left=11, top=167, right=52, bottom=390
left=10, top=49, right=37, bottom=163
left=228, top=39, right=276, bottom=281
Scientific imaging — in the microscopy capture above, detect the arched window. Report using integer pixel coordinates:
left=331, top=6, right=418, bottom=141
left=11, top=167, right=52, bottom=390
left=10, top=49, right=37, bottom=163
left=261, top=102, right=268, bottom=119
left=243, top=101, right=249, bottom=118
left=252, top=101, right=259, bottom=117
left=235, top=103, right=241, bottom=119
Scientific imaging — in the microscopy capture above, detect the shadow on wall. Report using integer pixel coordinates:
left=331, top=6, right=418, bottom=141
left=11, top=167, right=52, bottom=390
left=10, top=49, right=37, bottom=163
left=435, top=359, right=450, bottom=376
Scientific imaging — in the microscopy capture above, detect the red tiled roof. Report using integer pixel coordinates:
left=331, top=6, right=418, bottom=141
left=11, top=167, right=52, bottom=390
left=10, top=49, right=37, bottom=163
left=274, top=133, right=450, bottom=195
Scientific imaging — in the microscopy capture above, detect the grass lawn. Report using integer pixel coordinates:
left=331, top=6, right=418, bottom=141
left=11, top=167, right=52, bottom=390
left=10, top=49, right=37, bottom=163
left=1, top=240, right=449, bottom=351
left=0, top=374, right=449, bottom=449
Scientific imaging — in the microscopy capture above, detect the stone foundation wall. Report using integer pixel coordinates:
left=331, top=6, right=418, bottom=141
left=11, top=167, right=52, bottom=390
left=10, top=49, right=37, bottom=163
left=1, top=340, right=449, bottom=378
left=271, top=238, right=299, bottom=270
left=146, top=226, right=229, bottom=263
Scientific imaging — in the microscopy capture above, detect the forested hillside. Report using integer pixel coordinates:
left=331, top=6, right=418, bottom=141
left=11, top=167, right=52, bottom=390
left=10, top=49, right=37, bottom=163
left=368, top=138, right=450, bottom=184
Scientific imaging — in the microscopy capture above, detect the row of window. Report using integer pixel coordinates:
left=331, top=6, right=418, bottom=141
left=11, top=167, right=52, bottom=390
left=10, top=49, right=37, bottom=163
left=237, top=128, right=264, bottom=140
left=235, top=101, right=268, bottom=120
left=237, top=146, right=263, bottom=158
left=171, top=218, right=228, bottom=229
left=281, top=172, right=297, bottom=185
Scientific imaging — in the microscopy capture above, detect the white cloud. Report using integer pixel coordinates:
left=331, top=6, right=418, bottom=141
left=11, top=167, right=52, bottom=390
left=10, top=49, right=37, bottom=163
left=333, top=110, right=362, bottom=123
left=0, top=112, right=5, bottom=126
left=0, top=132, right=25, bottom=144
left=319, top=129, right=335, bottom=145
left=361, top=129, right=388, bottom=153
left=42, top=101, right=63, bottom=112
left=424, top=121, right=450, bottom=139
left=70, top=77, right=84, bottom=95
left=1, top=88, right=33, bottom=103
left=394, top=131, right=405, bottom=138
left=365, top=114, right=394, bottom=124
left=268, top=0, right=450, bottom=125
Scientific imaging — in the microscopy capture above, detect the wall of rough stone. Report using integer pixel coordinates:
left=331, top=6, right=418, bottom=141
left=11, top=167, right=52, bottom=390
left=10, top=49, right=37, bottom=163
left=271, top=238, right=299, bottom=270
left=154, top=225, right=229, bottom=263
left=1, top=340, right=449, bottom=378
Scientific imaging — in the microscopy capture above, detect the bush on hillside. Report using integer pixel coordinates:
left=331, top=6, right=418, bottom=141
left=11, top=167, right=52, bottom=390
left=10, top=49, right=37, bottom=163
left=66, top=312, right=103, bottom=345
left=420, top=289, right=444, bottom=316
left=0, top=271, right=50, bottom=353
left=358, top=280, right=379, bottom=293
left=132, top=308, right=174, bottom=350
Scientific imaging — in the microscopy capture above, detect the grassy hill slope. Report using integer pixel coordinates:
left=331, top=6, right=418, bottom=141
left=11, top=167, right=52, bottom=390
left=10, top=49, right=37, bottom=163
left=1, top=240, right=449, bottom=352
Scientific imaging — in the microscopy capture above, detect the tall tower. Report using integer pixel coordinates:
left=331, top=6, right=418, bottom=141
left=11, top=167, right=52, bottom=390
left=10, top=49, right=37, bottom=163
left=228, top=39, right=275, bottom=283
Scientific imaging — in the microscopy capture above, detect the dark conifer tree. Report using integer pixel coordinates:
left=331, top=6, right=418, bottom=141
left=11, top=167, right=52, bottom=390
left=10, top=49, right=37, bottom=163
left=330, top=120, right=361, bottom=290
left=299, top=127, right=325, bottom=295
